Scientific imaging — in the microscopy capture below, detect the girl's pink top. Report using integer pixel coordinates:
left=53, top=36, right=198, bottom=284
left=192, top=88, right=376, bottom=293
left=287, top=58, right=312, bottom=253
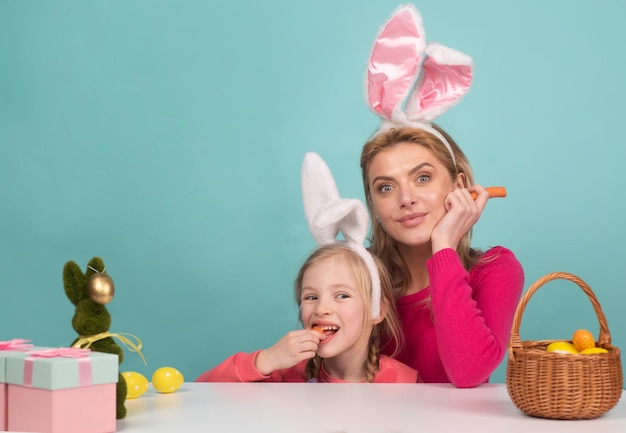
left=196, top=351, right=418, bottom=383
left=383, top=246, right=524, bottom=388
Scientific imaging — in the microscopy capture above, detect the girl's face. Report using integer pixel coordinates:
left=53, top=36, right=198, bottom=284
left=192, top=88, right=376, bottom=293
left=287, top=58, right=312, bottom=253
left=367, top=142, right=459, bottom=248
left=300, top=255, right=372, bottom=367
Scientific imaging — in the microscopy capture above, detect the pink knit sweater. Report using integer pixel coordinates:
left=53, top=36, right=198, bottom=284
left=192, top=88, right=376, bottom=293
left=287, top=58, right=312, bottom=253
left=383, top=246, right=524, bottom=387
left=196, top=351, right=418, bottom=383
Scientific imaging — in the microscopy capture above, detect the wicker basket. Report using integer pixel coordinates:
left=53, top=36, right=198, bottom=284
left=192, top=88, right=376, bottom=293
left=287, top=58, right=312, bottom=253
left=506, top=272, right=623, bottom=420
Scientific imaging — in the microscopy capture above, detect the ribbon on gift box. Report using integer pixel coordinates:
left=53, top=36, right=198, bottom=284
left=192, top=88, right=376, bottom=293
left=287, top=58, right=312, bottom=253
left=23, top=347, right=93, bottom=387
left=0, top=339, right=33, bottom=351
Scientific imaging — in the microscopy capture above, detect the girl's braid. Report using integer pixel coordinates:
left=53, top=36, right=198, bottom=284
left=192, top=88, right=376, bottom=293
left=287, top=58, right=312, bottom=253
left=305, top=355, right=322, bottom=382
left=364, top=329, right=381, bottom=383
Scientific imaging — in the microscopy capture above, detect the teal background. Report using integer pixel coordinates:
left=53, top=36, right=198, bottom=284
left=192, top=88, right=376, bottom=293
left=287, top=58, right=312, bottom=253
left=1, top=1, right=625, bottom=385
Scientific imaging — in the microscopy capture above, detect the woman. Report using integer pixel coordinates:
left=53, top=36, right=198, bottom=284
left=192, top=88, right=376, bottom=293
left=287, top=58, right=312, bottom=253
left=360, top=125, right=524, bottom=387
left=358, top=4, right=524, bottom=387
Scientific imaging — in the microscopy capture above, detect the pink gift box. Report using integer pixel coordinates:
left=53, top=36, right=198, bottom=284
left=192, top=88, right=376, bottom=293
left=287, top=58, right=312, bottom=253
left=1, top=384, right=5, bottom=432
left=8, top=383, right=116, bottom=433
left=4, top=347, right=118, bottom=433
left=1, top=339, right=36, bottom=432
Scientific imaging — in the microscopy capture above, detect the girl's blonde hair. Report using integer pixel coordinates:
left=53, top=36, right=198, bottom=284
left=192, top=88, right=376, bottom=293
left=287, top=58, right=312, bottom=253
left=360, top=125, right=483, bottom=296
left=293, top=243, right=402, bottom=382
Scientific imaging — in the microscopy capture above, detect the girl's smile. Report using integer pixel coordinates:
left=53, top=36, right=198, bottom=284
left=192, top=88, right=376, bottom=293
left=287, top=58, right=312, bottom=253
left=312, top=324, right=340, bottom=343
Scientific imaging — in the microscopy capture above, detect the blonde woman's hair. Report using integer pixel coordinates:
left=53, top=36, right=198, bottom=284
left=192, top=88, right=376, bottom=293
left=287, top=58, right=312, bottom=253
left=360, top=125, right=483, bottom=296
left=293, top=243, right=403, bottom=382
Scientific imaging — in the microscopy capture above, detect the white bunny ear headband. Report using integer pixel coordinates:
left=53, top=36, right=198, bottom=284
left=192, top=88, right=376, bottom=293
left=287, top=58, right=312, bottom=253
left=366, top=4, right=474, bottom=165
left=301, top=152, right=381, bottom=319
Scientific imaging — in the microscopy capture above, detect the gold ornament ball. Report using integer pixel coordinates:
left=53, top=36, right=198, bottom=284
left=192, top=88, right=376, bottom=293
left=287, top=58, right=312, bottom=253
left=88, top=273, right=115, bottom=304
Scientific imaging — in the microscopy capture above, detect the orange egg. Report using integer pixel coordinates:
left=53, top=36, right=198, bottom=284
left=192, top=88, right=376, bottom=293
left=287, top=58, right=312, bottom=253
left=572, top=329, right=595, bottom=352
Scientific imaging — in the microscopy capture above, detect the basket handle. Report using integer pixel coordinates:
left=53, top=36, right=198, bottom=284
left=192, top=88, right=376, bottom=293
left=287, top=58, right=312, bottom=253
left=508, top=272, right=612, bottom=355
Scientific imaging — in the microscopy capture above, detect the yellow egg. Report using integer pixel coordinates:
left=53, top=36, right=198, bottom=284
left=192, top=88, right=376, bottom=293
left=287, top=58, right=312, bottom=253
left=122, top=371, right=149, bottom=399
left=580, top=347, right=609, bottom=355
left=546, top=341, right=579, bottom=354
left=152, top=367, right=184, bottom=393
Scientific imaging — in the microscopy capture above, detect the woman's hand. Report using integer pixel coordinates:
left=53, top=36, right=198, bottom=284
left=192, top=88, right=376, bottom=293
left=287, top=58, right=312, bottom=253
left=431, top=184, right=488, bottom=253
left=254, top=329, right=325, bottom=375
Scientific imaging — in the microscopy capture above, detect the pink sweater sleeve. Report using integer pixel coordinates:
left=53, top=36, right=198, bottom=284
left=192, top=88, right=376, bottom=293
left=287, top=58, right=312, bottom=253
left=427, top=247, right=524, bottom=388
left=195, top=351, right=308, bottom=382
left=195, top=350, right=270, bottom=382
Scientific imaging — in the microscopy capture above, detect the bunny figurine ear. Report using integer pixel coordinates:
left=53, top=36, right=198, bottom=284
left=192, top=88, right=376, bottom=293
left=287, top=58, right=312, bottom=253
left=301, top=152, right=381, bottom=319
left=365, top=4, right=474, bottom=164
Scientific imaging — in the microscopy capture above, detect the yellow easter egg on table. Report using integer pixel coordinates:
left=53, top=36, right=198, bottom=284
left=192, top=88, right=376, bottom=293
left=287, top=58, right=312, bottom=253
left=152, top=367, right=184, bottom=393
left=546, top=341, right=579, bottom=354
left=572, top=329, right=596, bottom=352
left=580, top=347, right=609, bottom=355
left=122, top=371, right=149, bottom=399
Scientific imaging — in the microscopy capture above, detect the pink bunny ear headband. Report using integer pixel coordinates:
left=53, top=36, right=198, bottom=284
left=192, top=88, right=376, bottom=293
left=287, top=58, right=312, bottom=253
left=301, top=152, right=381, bottom=319
left=366, top=4, right=474, bottom=165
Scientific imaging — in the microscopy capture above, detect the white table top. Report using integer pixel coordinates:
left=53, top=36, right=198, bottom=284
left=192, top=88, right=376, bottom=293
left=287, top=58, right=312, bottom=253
left=108, top=383, right=626, bottom=433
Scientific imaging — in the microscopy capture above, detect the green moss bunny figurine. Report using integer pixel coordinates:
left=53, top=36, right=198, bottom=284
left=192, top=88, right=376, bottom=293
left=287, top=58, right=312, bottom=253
left=63, top=256, right=128, bottom=419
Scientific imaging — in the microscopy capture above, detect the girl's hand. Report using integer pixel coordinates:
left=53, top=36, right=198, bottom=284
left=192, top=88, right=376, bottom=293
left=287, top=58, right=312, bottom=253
left=431, top=184, right=488, bottom=253
left=254, top=329, right=325, bottom=375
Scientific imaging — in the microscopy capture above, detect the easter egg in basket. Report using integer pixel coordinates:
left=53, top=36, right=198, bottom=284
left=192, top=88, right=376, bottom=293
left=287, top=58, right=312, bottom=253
left=572, top=329, right=595, bottom=352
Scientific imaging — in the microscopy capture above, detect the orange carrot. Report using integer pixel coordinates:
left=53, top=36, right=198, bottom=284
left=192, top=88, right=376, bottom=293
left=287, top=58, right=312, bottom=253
left=470, top=186, right=507, bottom=200
left=312, top=326, right=324, bottom=333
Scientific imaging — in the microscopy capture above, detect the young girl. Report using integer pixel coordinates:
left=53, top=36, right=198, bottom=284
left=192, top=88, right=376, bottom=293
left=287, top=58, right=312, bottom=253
left=359, top=5, right=524, bottom=387
left=196, top=153, right=418, bottom=383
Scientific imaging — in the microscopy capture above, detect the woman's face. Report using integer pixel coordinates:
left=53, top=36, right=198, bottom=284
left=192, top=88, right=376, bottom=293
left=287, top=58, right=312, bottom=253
left=367, top=142, right=458, bottom=248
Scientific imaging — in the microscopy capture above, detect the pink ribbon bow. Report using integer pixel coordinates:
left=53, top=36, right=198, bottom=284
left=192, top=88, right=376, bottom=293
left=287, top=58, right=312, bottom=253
left=28, top=347, right=91, bottom=358
left=24, top=347, right=93, bottom=387
left=0, top=339, right=33, bottom=351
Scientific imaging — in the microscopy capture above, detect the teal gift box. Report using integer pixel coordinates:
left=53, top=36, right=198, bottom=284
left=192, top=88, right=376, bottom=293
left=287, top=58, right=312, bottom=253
left=1, top=348, right=31, bottom=382
left=5, top=348, right=117, bottom=390
left=4, top=347, right=118, bottom=433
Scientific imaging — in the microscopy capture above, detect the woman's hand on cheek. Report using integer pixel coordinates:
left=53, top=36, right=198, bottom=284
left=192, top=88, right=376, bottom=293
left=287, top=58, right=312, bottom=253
left=430, top=185, right=487, bottom=253
left=254, top=329, right=323, bottom=376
